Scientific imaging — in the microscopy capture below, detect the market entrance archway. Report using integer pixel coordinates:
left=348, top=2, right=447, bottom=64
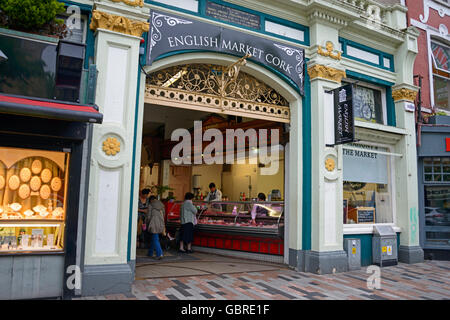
left=138, top=52, right=303, bottom=267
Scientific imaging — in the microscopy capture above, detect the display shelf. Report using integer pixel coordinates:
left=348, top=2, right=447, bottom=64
left=0, top=219, right=64, bottom=224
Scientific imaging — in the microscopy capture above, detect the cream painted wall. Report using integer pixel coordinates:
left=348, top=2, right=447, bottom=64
left=139, top=165, right=159, bottom=191
left=191, top=164, right=223, bottom=196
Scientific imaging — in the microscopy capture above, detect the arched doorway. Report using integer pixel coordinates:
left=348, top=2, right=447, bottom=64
left=137, top=52, right=303, bottom=272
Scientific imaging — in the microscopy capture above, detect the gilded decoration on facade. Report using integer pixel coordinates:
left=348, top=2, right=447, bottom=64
left=392, top=88, right=418, bottom=102
left=90, top=10, right=149, bottom=37
left=146, top=64, right=291, bottom=121
left=102, top=137, right=121, bottom=156
left=148, top=64, right=288, bottom=106
left=110, top=0, right=144, bottom=7
left=318, top=41, right=342, bottom=60
left=307, top=64, right=346, bottom=83
left=325, top=157, right=336, bottom=172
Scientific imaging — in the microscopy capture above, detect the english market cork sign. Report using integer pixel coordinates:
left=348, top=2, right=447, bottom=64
left=147, top=10, right=305, bottom=95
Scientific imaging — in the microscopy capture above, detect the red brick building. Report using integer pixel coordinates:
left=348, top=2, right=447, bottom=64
left=406, top=0, right=449, bottom=113
left=405, top=0, right=450, bottom=260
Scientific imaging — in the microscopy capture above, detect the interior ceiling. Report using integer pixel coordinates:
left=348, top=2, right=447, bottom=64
left=142, top=103, right=257, bottom=137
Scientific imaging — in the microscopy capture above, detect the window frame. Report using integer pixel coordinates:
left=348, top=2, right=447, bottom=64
left=343, top=140, right=398, bottom=232
left=342, top=79, right=388, bottom=125
left=429, top=37, right=450, bottom=112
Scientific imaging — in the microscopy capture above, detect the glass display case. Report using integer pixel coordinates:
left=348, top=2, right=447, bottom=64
left=166, top=201, right=284, bottom=238
left=0, top=147, right=69, bottom=254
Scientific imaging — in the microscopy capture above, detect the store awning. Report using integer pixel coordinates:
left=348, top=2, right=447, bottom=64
left=0, top=93, right=103, bottom=124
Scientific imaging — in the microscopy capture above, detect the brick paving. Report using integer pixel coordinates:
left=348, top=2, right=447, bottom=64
left=76, top=258, right=450, bottom=300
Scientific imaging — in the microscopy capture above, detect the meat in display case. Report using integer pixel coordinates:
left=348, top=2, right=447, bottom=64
left=166, top=201, right=284, bottom=238
left=0, top=147, right=68, bottom=254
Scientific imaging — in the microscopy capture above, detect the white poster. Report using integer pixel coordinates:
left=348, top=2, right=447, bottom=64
left=343, top=143, right=389, bottom=184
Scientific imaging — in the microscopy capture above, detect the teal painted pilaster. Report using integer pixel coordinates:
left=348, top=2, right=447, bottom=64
left=302, top=63, right=311, bottom=251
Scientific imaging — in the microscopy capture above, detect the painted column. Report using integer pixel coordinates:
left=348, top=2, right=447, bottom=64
left=392, top=26, right=424, bottom=264
left=82, top=0, right=149, bottom=295
left=303, top=15, right=349, bottom=274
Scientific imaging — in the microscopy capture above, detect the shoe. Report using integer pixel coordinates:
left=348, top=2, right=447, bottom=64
left=187, top=249, right=194, bottom=254
left=156, top=255, right=163, bottom=260
left=178, top=249, right=186, bottom=253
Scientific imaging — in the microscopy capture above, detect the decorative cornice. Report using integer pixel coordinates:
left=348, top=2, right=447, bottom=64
left=307, top=64, right=346, bottom=83
left=110, top=0, right=144, bottom=7
left=309, top=10, right=348, bottom=27
left=392, top=88, right=418, bottom=102
left=90, top=10, right=149, bottom=37
left=318, top=41, right=341, bottom=60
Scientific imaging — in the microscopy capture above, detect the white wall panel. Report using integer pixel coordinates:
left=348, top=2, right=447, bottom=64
left=95, top=168, right=121, bottom=254
left=324, top=180, right=337, bottom=246
left=103, top=46, right=129, bottom=124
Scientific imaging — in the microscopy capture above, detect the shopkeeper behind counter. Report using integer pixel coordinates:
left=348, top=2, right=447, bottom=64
left=204, top=182, right=222, bottom=202
left=251, top=193, right=269, bottom=224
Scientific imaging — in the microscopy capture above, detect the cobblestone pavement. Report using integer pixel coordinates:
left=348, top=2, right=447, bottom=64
left=76, top=257, right=450, bottom=300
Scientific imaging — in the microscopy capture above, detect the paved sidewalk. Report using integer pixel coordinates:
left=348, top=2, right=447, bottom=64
left=76, top=251, right=450, bottom=300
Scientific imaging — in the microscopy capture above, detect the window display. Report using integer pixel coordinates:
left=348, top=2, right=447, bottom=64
left=352, top=85, right=383, bottom=124
left=167, top=201, right=284, bottom=237
left=343, top=143, right=393, bottom=224
left=0, top=147, right=69, bottom=253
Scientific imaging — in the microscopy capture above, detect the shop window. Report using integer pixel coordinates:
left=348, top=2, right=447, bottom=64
left=424, top=186, right=450, bottom=247
left=423, top=157, right=450, bottom=182
left=431, top=41, right=450, bottom=111
left=343, top=143, right=393, bottom=224
left=343, top=81, right=386, bottom=124
left=0, top=147, right=69, bottom=253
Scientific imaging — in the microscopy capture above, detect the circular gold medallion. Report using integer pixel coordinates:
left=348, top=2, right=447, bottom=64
left=40, top=184, right=51, bottom=200
left=41, top=168, right=52, bottom=183
left=31, top=160, right=42, bottom=174
left=8, top=175, right=20, bottom=190
left=0, top=176, right=5, bottom=189
left=325, top=157, right=336, bottom=172
left=51, top=177, right=62, bottom=192
left=19, top=168, right=32, bottom=182
left=30, top=176, right=42, bottom=191
left=18, top=184, right=31, bottom=199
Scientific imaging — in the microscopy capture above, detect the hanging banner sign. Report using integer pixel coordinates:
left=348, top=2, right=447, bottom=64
left=147, top=10, right=305, bottom=95
left=332, top=84, right=355, bottom=145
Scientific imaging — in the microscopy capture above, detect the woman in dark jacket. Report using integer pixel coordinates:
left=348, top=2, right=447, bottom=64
left=147, top=196, right=165, bottom=259
left=179, top=192, right=197, bottom=253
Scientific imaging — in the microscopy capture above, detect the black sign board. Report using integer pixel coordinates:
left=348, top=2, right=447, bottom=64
left=205, top=1, right=261, bottom=30
left=147, top=10, right=305, bottom=95
left=331, top=84, right=355, bottom=146
left=357, top=208, right=375, bottom=224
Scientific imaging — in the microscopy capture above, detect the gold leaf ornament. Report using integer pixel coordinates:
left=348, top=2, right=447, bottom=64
left=102, top=137, right=121, bottom=156
left=325, top=157, right=336, bottom=172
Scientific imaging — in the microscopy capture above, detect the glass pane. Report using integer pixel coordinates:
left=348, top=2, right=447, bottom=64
left=434, top=174, right=443, bottom=182
left=444, top=175, right=450, bottom=182
left=425, top=174, right=433, bottom=182
left=343, top=181, right=392, bottom=224
left=433, top=76, right=450, bottom=111
left=424, top=166, right=433, bottom=173
left=431, top=42, right=450, bottom=72
left=353, top=85, right=383, bottom=124
left=425, top=232, right=450, bottom=247
left=424, top=158, right=433, bottom=165
left=424, top=186, right=450, bottom=228
left=0, top=147, right=69, bottom=253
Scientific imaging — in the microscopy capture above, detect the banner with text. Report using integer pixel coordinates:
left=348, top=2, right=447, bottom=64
left=147, top=10, right=305, bottom=95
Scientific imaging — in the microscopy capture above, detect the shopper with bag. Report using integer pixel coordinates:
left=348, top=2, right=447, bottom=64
left=146, top=195, right=165, bottom=259
left=179, top=192, right=197, bottom=254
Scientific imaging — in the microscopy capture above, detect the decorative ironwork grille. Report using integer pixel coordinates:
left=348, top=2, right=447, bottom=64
left=145, top=64, right=290, bottom=122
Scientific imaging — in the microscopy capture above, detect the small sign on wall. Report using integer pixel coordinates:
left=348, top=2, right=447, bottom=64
left=446, top=138, right=450, bottom=152
left=405, top=102, right=415, bottom=112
